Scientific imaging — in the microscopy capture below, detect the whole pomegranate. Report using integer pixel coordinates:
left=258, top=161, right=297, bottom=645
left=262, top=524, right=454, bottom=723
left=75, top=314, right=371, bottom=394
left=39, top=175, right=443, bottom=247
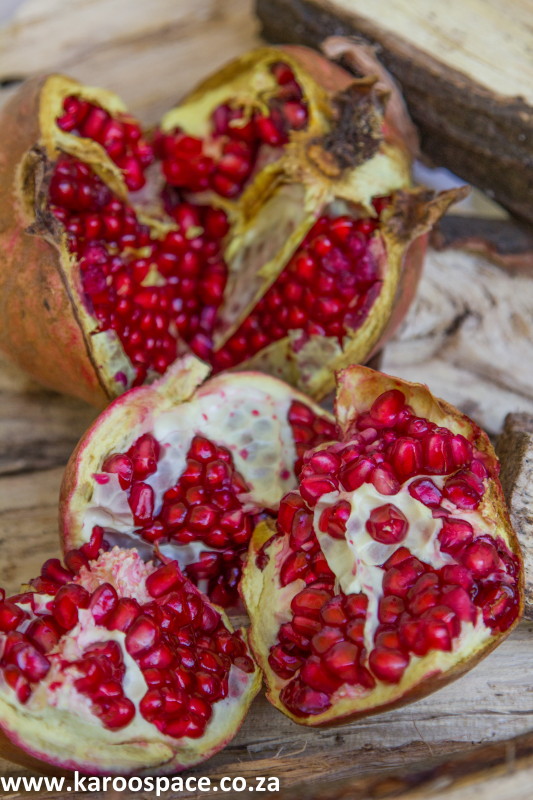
left=60, top=356, right=337, bottom=607
left=0, top=529, right=260, bottom=775
left=242, top=366, right=523, bottom=724
left=0, top=47, right=462, bottom=405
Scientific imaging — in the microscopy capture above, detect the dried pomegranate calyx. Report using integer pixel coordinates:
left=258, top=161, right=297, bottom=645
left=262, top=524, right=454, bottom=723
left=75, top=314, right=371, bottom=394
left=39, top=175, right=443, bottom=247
left=242, top=366, right=523, bottom=726
left=0, top=542, right=260, bottom=775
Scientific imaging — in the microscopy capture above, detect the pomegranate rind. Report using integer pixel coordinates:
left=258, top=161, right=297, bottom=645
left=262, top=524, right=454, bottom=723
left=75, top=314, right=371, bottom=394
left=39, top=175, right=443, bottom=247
left=0, top=548, right=261, bottom=775
left=59, top=356, right=334, bottom=554
left=0, top=74, right=146, bottom=405
left=242, top=367, right=523, bottom=726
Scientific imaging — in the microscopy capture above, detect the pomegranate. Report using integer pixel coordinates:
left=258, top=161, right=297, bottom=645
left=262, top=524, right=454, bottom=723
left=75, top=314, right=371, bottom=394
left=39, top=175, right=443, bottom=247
left=0, top=530, right=260, bottom=775
left=60, top=356, right=337, bottom=607
left=242, top=366, right=523, bottom=724
left=0, top=47, right=463, bottom=405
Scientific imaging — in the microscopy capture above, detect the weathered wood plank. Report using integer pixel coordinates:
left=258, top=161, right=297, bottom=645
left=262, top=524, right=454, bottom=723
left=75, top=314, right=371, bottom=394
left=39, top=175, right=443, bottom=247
left=0, top=0, right=260, bottom=123
left=498, top=414, right=533, bottom=618
left=382, top=248, right=533, bottom=435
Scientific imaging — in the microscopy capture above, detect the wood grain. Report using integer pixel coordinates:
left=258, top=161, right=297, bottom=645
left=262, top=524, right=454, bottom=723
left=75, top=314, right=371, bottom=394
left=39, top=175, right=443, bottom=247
left=498, top=414, right=533, bottom=618
left=255, top=0, right=533, bottom=223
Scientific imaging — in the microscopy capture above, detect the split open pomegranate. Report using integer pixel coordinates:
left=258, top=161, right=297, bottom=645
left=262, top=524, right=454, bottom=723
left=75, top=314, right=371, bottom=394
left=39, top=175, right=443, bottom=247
left=0, top=530, right=260, bottom=775
left=0, top=46, right=462, bottom=405
left=242, top=366, right=523, bottom=724
left=60, top=356, right=336, bottom=607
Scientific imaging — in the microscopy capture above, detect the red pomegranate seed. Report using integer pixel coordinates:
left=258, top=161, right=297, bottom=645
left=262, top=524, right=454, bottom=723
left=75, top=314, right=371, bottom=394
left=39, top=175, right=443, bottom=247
left=301, top=657, right=342, bottom=693
left=323, top=641, right=360, bottom=683
left=440, top=587, right=477, bottom=622
left=26, top=618, right=60, bottom=653
left=438, top=519, right=474, bottom=555
left=422, top=433, right=453, bottom=474
left=105, top=597, right=141, bottom=632
left=291, top=588, right=331, bottom=618
left=369, top=390, right=406, bottom=427
left=366, top=503, right=408, bottom=544
left=388, top=437, right=422, bottom=480
left=129, top=482, right=155, bottom=524
left=89, top=583, right=118, bottom=623
left=378, top=595, right=405, bottom=624
left=369, top=647, right=408, bottom=683
left=320, top=596, right=347, bottom=626
left=125, top=614, right=159, bottom=656
left=0, top=601, right=28, bottom=632
left=94, top=697, right=135, bottom=729
left=408, top=478, right=443, bottom=509
left=146, top=562, right=182, bottom=598
left=280, top=678, right=331, bottom=716
left=102, top=453, right=133, bottom=489
left=460, top=539, right=499, bottom=577
left=319, top=500, right=351, bottom=539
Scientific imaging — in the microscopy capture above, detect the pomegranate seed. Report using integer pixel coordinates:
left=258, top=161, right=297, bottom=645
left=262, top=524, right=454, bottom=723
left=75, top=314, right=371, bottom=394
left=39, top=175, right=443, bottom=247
left=369, top=647, right=409, bottom=682
left=369, top=390, right=406, bottom=427
left=0, top=601, right=27, bottom=632
left=460, top=539, right=499, bottom=577
left=125, top=615, right=159, bottom=656
left=366, top=503, right=408, bottom=544
left=89, top=583, right=118, bottom=623
left=301, top=656, right=342, bottom=693
left=438, top=519, right=474, bottom=555
left=101, top=453, right=133, bottom=489
left=323, top=641, right=360, bottom=683
left=146, top=562, right=182, bottom=598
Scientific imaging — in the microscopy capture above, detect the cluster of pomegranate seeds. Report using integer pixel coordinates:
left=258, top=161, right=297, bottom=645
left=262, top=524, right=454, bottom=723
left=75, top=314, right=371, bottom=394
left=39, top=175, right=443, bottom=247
left=266, top=389, right=520, bottom=717
left=57, top=96, right=154, bottom=191
left=0, top=527, right=106, bottom=708
left=49, top=156, right=230, bottom=381
left=156, top=61, right=308, bottom=199
left=288, top=401, right=338, bottom=475
left=98, top=400, right=336, bottom=607
left=212, top=201, right=386, bottom=372
left=50, top=78, right=390, bottom=381
left=0, top=535, right=254, bottom=739
left=101, top=432, right=257, bottom=607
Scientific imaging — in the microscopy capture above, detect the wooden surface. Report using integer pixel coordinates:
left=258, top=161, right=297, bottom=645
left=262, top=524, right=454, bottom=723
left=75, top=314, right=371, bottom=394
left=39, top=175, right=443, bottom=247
left=256, top=0, right=533, bottom=223
left=1, top=1, right=533, bottom=797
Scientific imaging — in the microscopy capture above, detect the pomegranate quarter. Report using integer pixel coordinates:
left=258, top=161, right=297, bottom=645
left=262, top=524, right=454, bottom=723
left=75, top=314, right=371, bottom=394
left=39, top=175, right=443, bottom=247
left=0, top=46, right=463, bottom=405
left=60, top=356, right=337, bottom=607
left=0, top=532, right=260, bottom=775
left=242, top=366, right=523, bottom=725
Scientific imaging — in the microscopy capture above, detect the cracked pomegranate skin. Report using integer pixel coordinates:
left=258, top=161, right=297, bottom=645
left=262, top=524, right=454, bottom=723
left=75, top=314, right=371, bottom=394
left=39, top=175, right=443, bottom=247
left=59, top=356, right=337, bottom=607
left=241, top=366, right=523, bottom=726
left=0, top=530, right=261, bottom=775
left=0, top=47, right=462, bottom=406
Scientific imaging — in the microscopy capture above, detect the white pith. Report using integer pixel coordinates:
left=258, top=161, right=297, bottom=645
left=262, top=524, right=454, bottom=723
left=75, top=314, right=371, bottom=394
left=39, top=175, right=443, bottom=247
left=0, top=548, right=260, bottom=773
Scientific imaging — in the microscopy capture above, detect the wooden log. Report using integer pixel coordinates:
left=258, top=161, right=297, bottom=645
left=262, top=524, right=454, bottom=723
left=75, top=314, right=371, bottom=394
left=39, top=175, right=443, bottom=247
left=497, top=413, right=533, bottom=619
left=255, top=0, right=533, bottom=224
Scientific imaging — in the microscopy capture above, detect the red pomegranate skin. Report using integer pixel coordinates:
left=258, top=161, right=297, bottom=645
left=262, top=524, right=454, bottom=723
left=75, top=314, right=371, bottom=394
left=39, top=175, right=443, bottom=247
left=0, top=77, right=111, bottom=405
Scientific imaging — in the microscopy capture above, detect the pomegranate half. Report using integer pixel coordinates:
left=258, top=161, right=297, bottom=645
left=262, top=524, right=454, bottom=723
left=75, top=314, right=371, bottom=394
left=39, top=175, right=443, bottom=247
left=60, top=356, right=337, bottom=607
left=0, top=530, right=260, bottom=775
left=242, top=366, right=523, bottom=724
left=0, top=47, right=463, bottom=405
